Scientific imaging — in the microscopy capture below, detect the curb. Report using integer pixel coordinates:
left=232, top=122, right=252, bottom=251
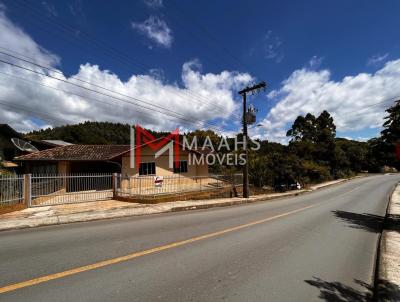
left=0, top=177, right=356, bottom=232
left=171, top=176, right=364, bottom=213
left=0, top=190, right=312, bottom=232
left=374, top=181, right=400, bottom=301
left=171, top=190, right=311, bottom=212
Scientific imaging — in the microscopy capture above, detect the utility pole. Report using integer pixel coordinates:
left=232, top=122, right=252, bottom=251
left=238, top=81, right=266, bottom=198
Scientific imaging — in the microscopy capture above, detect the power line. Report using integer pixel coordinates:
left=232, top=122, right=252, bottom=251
left=253, top=97, right=398, bottom=140
left=238, top=81, right=266, bottom=198
left=0, top=97, right=212, bottom=133
left=161, top=11, right=240, bottom=73
left=331, top=97, right=398, bottom=120
left=0, top=57, right=193, bottom=120
left=8, top=0, right=243, bottom=119
left=0, top=99, right=72, bottom=125
left=0, top=67, right=231, bottom=134
left=3, top=63, right=394, bottom=140
left=0, top=49, right=197, bottom=120
left=168, top=0, right=254, bottom=73
left=0, top=70, right=228, bottom=132
left=0, top=47, right=241, bottom=125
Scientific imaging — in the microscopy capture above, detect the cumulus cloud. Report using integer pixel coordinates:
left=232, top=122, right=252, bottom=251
left=0, top=11, right=252, bottom=133
left=0, top=12, right=59, bottom=67
left=131, top=16, right=173, bottom=48
left=367, top=53, right=389, bottom=67
left=253, top=59, right=400, bottom=143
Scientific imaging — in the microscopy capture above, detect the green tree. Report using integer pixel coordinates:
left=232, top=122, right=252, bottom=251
left=367, top=138, right=386, bottom=172
left=286, top=113, right=317, bottom=142
left=287, top=110, right=337, bottom=175
left=315, top=110, right=336, bottom=144
left=380, top=100, right=400, bottom=169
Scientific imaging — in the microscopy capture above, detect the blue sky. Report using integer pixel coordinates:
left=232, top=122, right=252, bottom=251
left=0, top=0, right=400, bottom=142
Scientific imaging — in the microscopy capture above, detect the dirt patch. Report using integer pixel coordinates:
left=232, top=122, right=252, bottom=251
left=0, top=203, right=26, bottom=215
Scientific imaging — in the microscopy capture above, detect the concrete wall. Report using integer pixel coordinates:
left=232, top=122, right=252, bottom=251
left=121, top=146, right=209, bottom=177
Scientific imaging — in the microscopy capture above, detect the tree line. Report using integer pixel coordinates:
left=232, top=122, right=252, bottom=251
left=26, top=101, right=400, bottom=188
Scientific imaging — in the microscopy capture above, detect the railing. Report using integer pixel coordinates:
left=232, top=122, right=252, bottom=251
left=0, top=175, right=24, bottom=206
left=30, top=173, right=113, bottom=206
left=116, top=174, right=243, bottom=198
left=0, top=173, right=243, bottom=208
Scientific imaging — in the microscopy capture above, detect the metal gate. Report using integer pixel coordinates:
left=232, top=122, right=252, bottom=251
left=0, top=175, right=24, bottom=207
left=30, top=174, right=113, bottom=206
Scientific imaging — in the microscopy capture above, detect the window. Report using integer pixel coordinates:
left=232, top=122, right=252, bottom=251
left=139, top=162, right=156, bottom=175
left=173, top=160, right=188, bottom=173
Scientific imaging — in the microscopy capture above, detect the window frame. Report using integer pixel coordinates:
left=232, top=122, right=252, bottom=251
left=173, top=160, right=188, bottom=174
left=139, top=161, right=156, bottom=176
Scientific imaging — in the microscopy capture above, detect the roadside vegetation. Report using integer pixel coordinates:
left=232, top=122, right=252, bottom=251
left=25, top=101, right=400, bottom=189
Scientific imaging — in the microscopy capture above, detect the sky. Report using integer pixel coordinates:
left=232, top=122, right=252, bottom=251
left=0, top=0, right=400, bottom=143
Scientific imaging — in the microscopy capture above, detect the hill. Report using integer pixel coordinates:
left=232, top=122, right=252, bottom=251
left=25, top=121, right=169, bottom=145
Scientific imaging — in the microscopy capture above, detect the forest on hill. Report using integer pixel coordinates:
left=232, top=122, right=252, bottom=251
left=25, top=101, right=400, bottom=188
left=25, top=121, right=170, bottom=145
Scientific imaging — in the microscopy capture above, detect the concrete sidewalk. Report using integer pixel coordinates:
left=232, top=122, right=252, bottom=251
left=375, top=182, right=400, bottom=301
left=0, top=178, right=350, bottom=232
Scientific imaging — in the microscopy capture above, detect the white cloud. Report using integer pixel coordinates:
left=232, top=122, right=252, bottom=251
left=131, top=16, right=173, bottom=48
left=253, top=59, right=400, bottom=143
left=0, top=11, right=252, bottom=133
left=367, top=53, right=389, bottom=66
left=0, top=11, right=59, bottom=67
left=143, top=0, right=163, bottom=8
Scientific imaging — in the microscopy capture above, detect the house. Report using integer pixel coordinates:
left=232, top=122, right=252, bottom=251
left=1, top=124, right=73, bottom=173
left=14, top=139, right=210, bottom=177
left=14, top=145, right=129, bottom=174
left=1, top=124, right=72, bottom=159
left=120, top=139, right=209, bottom=178
left=40, top=140, right=73, bottom=146
left=30, top=139, right=73, bottom=150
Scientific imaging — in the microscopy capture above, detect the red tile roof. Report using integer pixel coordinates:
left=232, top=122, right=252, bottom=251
left=14, top=137, right=213, bottom=162
left=14, top=145, right=131, bottom=161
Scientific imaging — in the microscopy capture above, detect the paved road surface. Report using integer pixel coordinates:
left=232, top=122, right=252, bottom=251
left=0, top=174, right=398, bottom=301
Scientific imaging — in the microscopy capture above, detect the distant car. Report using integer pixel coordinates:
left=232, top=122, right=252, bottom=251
left=290, top=182, right=302, bottom=190
left=275, top=181, right=301, bottom=192
left=274, top=183, right=287, bottom=192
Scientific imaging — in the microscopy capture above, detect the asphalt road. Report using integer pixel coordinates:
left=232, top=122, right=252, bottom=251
left=0, top=174, right=398, bottom=302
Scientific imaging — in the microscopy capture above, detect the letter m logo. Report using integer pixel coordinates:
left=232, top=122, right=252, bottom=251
left=130, top=124, right=180, bottom=169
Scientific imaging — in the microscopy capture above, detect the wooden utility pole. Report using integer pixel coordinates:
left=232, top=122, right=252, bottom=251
left=238, top=81, right=266, bottom=198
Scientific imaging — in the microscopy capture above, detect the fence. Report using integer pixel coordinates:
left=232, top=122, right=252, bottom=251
left=0, top=175, right=24, bottom=207
left=30, top=174, right=113, bottom=206
left=115, top=174, right=243, bottom=200
left=0, top=173, right=243, bottom=208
